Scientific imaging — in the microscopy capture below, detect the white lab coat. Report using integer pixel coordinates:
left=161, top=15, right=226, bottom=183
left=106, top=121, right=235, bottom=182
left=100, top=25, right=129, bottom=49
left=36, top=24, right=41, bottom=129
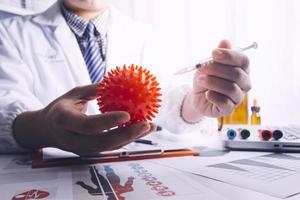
left=0, top=2, right=217, bottom=153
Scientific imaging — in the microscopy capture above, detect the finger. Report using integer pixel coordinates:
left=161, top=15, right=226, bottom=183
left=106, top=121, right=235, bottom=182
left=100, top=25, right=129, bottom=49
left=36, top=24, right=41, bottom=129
left=217, top=39, right=232, bottom=49
left=206, top=90, right=235, bottom=117
left=106, top=122, right=152, bottom=149
left=197, top=75, right=244, bottom=105
left=65, top=84, right=98, bottom=100
left=61, top=110, right=131, bottom=135
left=72, top=99, right=89, bottom=112
left=212, top=49, right=250, bottom=73
left=198, top=64, right=252, bottom=92
left=63, top=122, right=150, bottom=154
left=148, top=122, right=157, bottom=133
left=129, top=122, right=157, bottom=141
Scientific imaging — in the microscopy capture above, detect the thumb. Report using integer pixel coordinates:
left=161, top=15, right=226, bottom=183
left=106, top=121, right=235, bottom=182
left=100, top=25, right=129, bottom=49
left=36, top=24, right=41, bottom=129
left=217, top=39, right=232, bottom=49
left=67, top=84, right=98, bottom=100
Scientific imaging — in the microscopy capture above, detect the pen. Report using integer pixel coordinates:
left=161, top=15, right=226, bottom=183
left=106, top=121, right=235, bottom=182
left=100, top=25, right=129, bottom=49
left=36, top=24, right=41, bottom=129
left=174, top=42, right=258, bottom=75
left=156, top=125, right=162, bottom=131
left=134, top=139, right=158, bottom=145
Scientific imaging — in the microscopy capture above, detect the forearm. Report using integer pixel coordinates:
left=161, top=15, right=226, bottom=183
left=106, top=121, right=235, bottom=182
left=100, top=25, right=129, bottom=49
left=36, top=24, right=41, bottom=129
left=13, top=110, right=52, bottom=150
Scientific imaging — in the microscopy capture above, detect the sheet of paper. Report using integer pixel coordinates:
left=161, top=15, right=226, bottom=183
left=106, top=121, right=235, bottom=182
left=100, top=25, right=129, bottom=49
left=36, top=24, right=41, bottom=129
left=152, top=151, right=300, bottom=198
left=70, top=161, right=226, bottom=200
left=0, top=154, right=226, bottom=200
left=43, top=147, right=79, bottom=160
left=0, top=154, right=73, bottom=200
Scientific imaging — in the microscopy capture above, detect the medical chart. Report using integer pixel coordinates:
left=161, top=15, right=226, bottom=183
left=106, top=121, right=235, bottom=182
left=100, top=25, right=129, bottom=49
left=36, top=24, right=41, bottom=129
left=153, top=151, right=300, bottom=198
left=0, top=154, right=225, bottom=200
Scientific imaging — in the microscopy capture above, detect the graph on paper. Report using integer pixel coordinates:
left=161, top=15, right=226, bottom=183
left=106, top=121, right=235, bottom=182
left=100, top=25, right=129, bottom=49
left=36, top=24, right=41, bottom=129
left=200, top=153, right=300, bottom=198
left=208, top=154, right=300, bottom=182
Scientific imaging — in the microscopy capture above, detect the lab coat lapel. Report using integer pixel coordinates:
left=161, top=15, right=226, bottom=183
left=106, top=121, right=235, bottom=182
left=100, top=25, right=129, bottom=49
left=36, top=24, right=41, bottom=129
left=54, top=23, right=91, bottom=85
left=54, top=21, right=99, bottom=114
left=33, top=2, right=91, bottom=86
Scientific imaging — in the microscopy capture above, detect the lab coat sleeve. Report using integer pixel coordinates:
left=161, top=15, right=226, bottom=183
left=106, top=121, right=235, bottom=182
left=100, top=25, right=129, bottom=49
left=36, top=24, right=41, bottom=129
left=156, top=79, right=218, bottom=134
left=0, top=22, right=43, bottom=153
left=140, top=28, right=218, bottom=134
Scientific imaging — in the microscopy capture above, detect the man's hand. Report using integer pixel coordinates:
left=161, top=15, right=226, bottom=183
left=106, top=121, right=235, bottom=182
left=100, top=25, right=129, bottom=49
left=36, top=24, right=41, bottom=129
left=13, top=84, right=155, bottom=155
left=182, top=40, right=251, bottom=123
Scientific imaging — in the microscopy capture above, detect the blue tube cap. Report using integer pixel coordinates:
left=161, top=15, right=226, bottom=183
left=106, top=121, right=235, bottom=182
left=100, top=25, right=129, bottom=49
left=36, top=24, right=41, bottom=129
left=227, top=129, right=237, bottom=140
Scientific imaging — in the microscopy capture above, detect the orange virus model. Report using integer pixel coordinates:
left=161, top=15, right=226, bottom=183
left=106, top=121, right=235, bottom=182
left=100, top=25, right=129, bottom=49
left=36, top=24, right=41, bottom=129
left=97, top=64, right=162, bottom=125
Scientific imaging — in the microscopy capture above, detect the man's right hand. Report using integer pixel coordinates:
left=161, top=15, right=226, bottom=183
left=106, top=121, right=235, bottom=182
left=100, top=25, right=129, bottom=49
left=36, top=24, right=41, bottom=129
left=13, top=84, right=155, bottom=155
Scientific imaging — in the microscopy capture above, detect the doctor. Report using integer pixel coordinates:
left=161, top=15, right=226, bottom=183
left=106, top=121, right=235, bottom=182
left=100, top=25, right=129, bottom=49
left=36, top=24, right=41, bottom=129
left=0, top=0, right=251, bottom=154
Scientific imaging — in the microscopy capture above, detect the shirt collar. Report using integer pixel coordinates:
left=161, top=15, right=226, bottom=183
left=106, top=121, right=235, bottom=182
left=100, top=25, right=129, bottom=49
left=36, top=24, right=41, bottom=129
left=61, top=3, right=109, bottom=38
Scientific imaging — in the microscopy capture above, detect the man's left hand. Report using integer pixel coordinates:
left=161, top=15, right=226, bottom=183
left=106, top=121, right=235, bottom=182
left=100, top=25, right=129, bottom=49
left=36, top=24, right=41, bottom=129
left=181, top=40, right=251, bottom=123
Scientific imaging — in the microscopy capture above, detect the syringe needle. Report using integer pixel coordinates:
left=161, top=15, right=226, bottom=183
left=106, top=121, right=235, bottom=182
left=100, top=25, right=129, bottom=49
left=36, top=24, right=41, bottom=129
left=239, top=42, right=258, bottom=51
left=174, top=42, right=258, bottom=75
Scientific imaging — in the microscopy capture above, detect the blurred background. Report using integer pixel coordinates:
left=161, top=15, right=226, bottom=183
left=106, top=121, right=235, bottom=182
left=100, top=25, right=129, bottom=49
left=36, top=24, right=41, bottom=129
left=0, top=0, right=299, bottom=126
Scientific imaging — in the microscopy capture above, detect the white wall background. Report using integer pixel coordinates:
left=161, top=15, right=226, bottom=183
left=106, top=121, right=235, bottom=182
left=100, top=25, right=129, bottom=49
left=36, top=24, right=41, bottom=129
left=110, top=0, right=300, bottom=126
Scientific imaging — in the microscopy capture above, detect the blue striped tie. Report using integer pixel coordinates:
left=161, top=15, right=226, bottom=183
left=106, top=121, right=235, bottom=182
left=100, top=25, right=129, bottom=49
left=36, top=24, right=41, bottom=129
left=84, top=22, right=106, bottom=83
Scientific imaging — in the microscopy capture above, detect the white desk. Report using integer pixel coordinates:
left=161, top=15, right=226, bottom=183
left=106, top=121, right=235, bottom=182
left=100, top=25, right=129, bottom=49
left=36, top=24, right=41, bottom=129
left=1, top=131, right=300, bottom=200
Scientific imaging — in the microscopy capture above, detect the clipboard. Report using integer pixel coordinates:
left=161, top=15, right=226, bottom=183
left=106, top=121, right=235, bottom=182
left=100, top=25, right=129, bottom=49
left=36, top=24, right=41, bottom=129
left=32, top=147, right=199, bottom=168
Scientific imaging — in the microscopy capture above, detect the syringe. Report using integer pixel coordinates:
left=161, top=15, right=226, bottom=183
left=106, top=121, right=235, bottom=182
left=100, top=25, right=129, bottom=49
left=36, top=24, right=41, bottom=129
left=174, top=42, right=258, bottom=75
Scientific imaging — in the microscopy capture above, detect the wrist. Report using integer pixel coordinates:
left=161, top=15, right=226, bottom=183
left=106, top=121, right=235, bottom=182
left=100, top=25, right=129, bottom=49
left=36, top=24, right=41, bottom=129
left=181, top=91, right=205, bottom=123
left=13, top=110, right=52, bottom=150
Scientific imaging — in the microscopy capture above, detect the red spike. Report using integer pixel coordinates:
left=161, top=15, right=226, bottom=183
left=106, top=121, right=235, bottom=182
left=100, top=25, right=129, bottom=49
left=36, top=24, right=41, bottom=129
left=148, top=112, right=155, bottom=118
left=146, top=116, right=152, bottom=121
